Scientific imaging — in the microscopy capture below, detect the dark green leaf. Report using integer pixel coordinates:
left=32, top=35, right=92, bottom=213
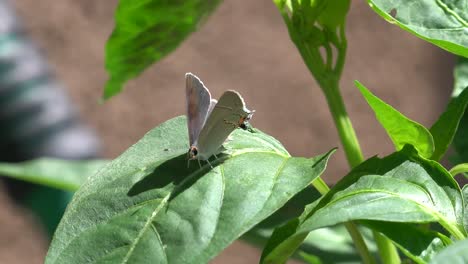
left=430, top=88, right=468, bottom=161
left=261, top=145, right=464, bottom=264
left=356, top=81, right=434, bottom=158
left=364, top=221, right=450, bottom=263
left=453, top=57, right=468, bottom=97
left=366, top=0, right=468, bottom=57
left=246, top=223, right=375, bottom=264
left=243, top=186, right=376, bottom=264
left=430, top=239, right=468, bottom=264
left=452, top=58, right=468, bottom=173
left=0, top=158, right=107, bottom=191
left=45, top=116, right=334, bottom=264
left=104, top=0, right=222, bottom=99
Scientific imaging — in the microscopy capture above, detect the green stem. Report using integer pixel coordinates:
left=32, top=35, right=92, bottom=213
left=449, top=163, right=468, bottom=177
left=322, top=82, right=363, bottom=167
left=441, top=221, right=466, bottom=240
left=322, top=81, right=400, bottom=264
left=374, top=232, right=401, bottom=264
left=273, top=2, right=399, bottom=263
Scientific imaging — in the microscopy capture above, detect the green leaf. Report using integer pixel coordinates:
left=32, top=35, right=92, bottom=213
left=453, top=57, right=468, bottom=97
left=260, top=145, right=464, bottom=264
left=104, top=0, right=222, bottom=100
left=0, top=158, right=107, bottom=191
left=430, top=88, right=468, bottom=161
left=45, top=116, right=334, bottom=264
left=430, top=239, right=468, bottom=264
left=452, top=58, right=468, bottom=173
left=366, top=0, right=468, bottom=58
left=356, top=81, right=434, bottom=158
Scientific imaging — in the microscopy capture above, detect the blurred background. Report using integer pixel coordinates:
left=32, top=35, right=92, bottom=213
left=1, top=0, right=454, bottom=263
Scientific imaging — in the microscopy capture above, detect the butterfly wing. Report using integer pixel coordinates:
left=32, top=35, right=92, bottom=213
left=196, top=90, right=251, bottom=160
left=186, top=73, right=212, bottom=146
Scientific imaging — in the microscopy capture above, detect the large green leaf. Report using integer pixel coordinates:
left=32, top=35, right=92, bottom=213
left=45, top=116, right=334, bottom=264
left=430, top=87, right=468, bottom=161
left=261, top=145, right=464, bottom=264
left=366, top=0, right=468, bottom=58
left=0, top=158, right=107, bottom=191
left=356, top=81, right=434, bottom=158
left=104, top=0, right=222, bottom=99
left=430, top=239, right=468, bottom=264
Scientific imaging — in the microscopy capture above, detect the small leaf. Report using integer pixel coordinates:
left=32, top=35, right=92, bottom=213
left=104, top=0, right=222, bottom=99
left=261, top=145, right=464, bottom=263
left=366, top=0, right=468, bottom=58
left=45, top=116, right=334, bottom=264
left=430, top=87, right=468, bottom=161
left=0, top=158, right=107, bottom=191
left=356, top=81, right=434, bottom=158
left=430, top=239, right=468, bottom=264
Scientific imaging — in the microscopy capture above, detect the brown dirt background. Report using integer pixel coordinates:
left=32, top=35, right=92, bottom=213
left=1, top=0, right=454, bottom=263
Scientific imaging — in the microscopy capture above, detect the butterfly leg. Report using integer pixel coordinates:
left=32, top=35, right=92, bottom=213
left=206, top=159, right=214, bottom=169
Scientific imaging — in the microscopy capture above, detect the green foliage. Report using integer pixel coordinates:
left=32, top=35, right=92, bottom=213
left=452, top=58, right=468, bottom=171
left=366, top=0, right=468, bottom=58
left=260, top=145, right=465, bottom=263
left=45, top=116, right=334, bottom=264
left=356, top=81, right=434, bottom=158
left=103, top=0, right=222, bottom=99
left=430, top=239, right=468, bottom=264
left=0, top=158, right=107, bottom=191
left=36, top=0, right=468, bottom=263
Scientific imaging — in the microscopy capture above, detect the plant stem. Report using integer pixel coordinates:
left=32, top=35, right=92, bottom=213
left=449, top=163, right=468, bottom=177
left=442, top=221, right=466, bottom=240
left=322, top=82, right=363, bottom=168
left=321, top=81, right=400, bottom=264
